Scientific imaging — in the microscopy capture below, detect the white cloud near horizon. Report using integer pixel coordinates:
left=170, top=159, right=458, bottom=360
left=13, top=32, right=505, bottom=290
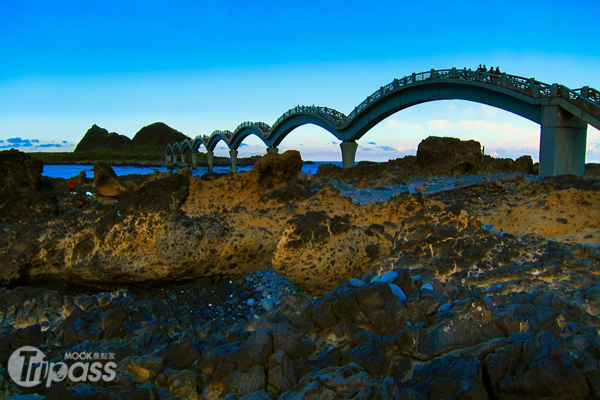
left=428, top=119, right=450, bottom=130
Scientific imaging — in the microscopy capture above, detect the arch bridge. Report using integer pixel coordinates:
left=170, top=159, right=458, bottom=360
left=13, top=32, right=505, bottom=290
left=165, top=68, right=600, bottom=176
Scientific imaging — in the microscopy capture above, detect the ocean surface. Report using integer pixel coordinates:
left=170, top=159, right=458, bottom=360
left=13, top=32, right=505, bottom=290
left=42, top=161, right=343, bottom=179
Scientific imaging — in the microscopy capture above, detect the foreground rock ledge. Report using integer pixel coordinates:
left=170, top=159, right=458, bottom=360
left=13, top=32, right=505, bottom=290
left=0, top=147, right=599, bottom=399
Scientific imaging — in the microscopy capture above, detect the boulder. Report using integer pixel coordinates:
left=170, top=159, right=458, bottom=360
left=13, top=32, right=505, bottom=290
left=268, top=350, right=298, bottom=393
left=251, top=150, right=303, bottom=189
left=271, top=322, right=316, bottom=359
left=280, top=364, right=393, bottom=400
left=405, top=355, right=488, bottom=399
left=483, top=332, right=594, bottom=399
left=416, top=136, right=482, bottom=175
left=93, top=162, right=125, bottom=197
left=514, top=155, right=535, bottom=174
left=225, top=365, right=266, bottom=395
left=158, top=337, right=200, bottom=370
left=0, top=149, right=43, bottom=197
left=125, top=355, right=164, bottom=381
left=418, top=297, right=501, bottom=358
left=238, top=330, right=273, bottom=372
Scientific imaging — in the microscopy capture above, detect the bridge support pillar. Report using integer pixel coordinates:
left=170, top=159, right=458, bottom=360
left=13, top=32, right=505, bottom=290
left=229, top=149, right=238, bottom=173
left=165, top=155, right=171, bottom=163
left=191, top=153, right=197, bottom=169
left=181, top=153, right=186, bottom=165
left=266, top=146, right=279, bottom=155
left=340, top=141, right=358, bottom=169
left=207, top=151, right=214, bottom=171
left=539, top=105, right=587, bottom=176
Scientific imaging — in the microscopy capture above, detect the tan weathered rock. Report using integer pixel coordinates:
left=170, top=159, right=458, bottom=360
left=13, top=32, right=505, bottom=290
left=93, top=162, right=125, bottom=197
left=272, top=211, right=392, bottom=295
left=251, top=150, right=303, bottom=190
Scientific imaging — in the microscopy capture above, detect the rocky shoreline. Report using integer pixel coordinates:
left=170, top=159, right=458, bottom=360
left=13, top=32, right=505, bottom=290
left=0, top=140, right=599, bottom=399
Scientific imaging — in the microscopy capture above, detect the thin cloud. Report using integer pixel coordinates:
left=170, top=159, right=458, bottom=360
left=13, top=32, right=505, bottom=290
left=0, top=139, right=75, bottom=151
left=457, top=120, right=534, bottom=137
left=4, top=138, right=33, bottom=147
left=386, top=119, right=423, bottom=132
left=488, top=147, right=538, bottom=161
left=479, top=104, right=500, bottom=117
left=376, top=145, right=396, bottom=151
left=428, top=119, right=450, bottom=130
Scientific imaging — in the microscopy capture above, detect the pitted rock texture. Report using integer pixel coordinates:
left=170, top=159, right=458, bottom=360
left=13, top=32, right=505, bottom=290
left=272, top=211, right=392, bottom=295
left=1, top=148, right=600, bottom=398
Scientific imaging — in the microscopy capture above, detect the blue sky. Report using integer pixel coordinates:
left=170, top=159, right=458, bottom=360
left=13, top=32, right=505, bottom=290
left=1, top=0, right=599, bottom=161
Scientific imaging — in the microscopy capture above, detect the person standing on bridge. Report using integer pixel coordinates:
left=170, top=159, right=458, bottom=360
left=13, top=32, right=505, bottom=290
left=489, top=66, right=495, bottom=82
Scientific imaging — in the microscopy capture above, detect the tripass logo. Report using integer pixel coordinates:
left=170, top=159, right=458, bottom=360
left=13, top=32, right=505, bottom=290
left=8, top=346, right=117, bottom=387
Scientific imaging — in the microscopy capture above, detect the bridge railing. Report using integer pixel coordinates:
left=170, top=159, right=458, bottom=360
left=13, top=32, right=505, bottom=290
left=271, top=105, right=347, bottom=130
left=345, top=69, right=600, bottom=126
left=208, top=129, right=234, bottom=143
left=234, top=121, right=272, bottom=138
left=588, top=88, right=600, bottom=104
left=166, top=67, right=600, bottom=156
left=559, top=86, right=600, bottom=121
left=538, top=83, right=553, bottom=98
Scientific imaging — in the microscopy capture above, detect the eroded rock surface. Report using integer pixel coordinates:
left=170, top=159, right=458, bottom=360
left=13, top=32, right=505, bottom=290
left=0, top=147, right=599, bottom=399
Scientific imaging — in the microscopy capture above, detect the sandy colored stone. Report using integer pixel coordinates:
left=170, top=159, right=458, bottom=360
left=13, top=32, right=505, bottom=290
left=480, top=188, right=600, bottom=243
left=94, top=162, right=126, bottom=197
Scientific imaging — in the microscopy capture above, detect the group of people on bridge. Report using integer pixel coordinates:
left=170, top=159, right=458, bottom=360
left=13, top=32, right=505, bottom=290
left=478, top=64, right=501, bottom=75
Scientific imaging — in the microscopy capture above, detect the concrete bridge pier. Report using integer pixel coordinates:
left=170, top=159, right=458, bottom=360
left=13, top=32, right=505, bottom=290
left=207, top=151, right=214, bottom=171
left=266, top=146, right=279, bottom=154
left=191, top=152, right=197, bottom=169
left=165, top=155, right=171, bottom=163
left=229, top=149, right=238, bottom=173
left=539, top=105, right=587, bottom=176
left=180, top=153, right=186, bottom=165
left=340, top=141, right=358, bottom=169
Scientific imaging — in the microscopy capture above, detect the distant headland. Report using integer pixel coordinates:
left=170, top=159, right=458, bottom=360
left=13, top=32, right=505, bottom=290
left=29, top=122, right=259, bottom=167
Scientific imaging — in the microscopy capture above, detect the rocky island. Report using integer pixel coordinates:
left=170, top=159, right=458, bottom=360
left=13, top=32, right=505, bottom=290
left=0, top=137, right=599, bottom=399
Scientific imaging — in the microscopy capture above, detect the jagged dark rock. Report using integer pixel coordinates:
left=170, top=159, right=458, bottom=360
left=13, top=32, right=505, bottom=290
left=74, top=124, right=131, bottom=152
left=417, top=136, right=483, bottom=174
left=131, top=122, right=189, bottom=148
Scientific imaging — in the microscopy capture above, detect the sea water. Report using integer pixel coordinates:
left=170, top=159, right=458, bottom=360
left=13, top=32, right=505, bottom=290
left=42, top=161, right=343, bottom=179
